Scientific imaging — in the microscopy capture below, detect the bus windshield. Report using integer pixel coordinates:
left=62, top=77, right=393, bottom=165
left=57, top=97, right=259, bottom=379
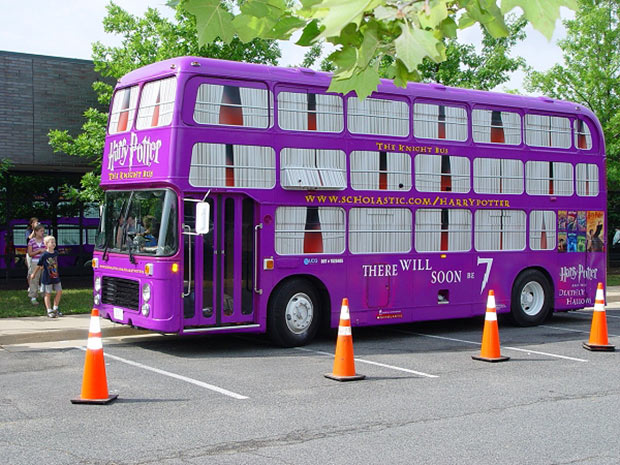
left=95, top=189, right=178, bottom=256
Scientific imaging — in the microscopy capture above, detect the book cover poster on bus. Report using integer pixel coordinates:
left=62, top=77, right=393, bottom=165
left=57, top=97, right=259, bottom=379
left=587, top=211, right=605, bottom=252
left=577, top=211, right=587, bottom=252
left=558, top=210, right=567, bottom=253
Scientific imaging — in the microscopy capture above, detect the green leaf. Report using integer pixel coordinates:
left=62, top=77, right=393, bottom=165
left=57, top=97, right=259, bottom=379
left=328, top=65, right=381, bottom=99
left=232, top=14, right=277, bottom=42
left=296, top=19, right=322, bottom=45
left=312, top=0, right=383, bottom=39
left=185, top=0, right=235, bottom=44
left=501, top=0, right=577, bottom=40
left=464, top=0, right=509, bottom=37
left=329, top=47, right=357, bottom=75
left=395, top=22, right=444, bottom=72
left=358, top=22, right=380, bottom=68
left=374, top=5, right=399, bottom=21
left=270, top=15, right=308, bottom=40
left=240, top=0, right=288, bottom=19
left=393, top=59, right=421, bottom=88
left=439, top=17, right=457, bottom=38
left=418, top=0, right=449, bottom=29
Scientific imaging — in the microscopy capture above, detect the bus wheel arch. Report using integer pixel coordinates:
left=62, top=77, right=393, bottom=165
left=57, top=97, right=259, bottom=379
left=267, top=275, right=329, bottom=347
left=510, top=267, right=554, bottom=326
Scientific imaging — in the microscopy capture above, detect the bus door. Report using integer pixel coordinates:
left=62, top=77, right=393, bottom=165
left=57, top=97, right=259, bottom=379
left=183, top=195, right=256, bottom=328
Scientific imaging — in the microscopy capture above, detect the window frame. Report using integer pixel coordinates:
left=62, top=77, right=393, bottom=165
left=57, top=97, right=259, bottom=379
left=413, top=100, right=469, bottom=142
left=276, top=86, right=344, bottom=133
left=347, top=94, right=411, bottom=137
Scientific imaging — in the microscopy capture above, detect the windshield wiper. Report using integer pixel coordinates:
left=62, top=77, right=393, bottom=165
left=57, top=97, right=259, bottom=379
left=102, top=234, right=110, bottom=262
left=128, top=241, right=136, bottom=265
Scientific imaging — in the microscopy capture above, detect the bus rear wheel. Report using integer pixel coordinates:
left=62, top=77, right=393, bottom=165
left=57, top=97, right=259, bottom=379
left=268, top=279, right=320, bottom=347
left=510, top=270, right=552, bottom=326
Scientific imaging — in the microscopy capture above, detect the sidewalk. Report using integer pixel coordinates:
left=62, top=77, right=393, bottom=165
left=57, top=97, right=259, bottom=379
left=2, top=287, right=620, bottom=346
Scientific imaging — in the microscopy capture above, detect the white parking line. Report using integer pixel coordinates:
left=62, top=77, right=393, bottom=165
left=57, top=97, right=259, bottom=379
left=542, top=325, right=620, bottom=338
left=388, top=329, right=588, bottom=363
left=75, top=346, right=248, bottom=400
left=295, top=347, right=439, bottom=378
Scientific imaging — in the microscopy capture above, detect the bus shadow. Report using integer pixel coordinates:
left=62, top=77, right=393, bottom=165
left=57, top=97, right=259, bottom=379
left=126, top=310, right=602, bottom=359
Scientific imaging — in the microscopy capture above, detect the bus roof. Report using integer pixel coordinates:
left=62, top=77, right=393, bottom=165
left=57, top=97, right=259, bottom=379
left=115, top=56, right=597, bottom=122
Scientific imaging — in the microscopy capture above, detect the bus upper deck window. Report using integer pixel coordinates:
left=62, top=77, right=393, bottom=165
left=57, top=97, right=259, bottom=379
left=136, top=77, right=178, bottom=129
left=109, top=85, right=139, bottom=134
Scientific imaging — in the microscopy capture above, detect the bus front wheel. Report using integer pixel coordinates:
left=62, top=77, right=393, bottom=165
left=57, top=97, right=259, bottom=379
left=510, top=270, right=552, bottom=326
left=268, top=279, right=320, bottom=347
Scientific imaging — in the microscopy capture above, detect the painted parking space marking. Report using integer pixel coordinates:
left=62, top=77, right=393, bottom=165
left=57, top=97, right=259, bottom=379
left=75, top=346, right=248, bottom=400
left=388, top=329, right=588, bottom=363
left=542, top=325, right=620, bottom=338
left=295, top=347, right=439, bottom=378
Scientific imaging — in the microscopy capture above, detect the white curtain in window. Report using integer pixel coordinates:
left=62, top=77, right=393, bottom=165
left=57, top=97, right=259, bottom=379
left=415, top=154, right=441, bottom=192
left=526, top=161, right=573, bottom=196
left=109, top=85, right=139, bottom=134
left=529, top=210, right=556, bottom=250
left=194, top=84, right=223, bottom=125
left=474, top=158, right=523, bottom=194
left=415, top=155, right=470, bottom=193
left=318, top=207, right=345, bottom=253
left=137, top=77, right=177, bottom=129
left=526, top=114, right=571, bottom=148
left=415, top=209, right=442, bottom=252
left=350, top=151, right=380, bottom=190
left=576, top=163, right=599, bottom=197
left=349, top=208, right=411, bottom=253
left=278, top=92, right=309, bottom=130
left=280, top=148, right=346, bottom=190
left=350, top=151, right=411, bottom=191
left=472, top=109, right=521, bottom=145
left=189, top=143, right=275, bottom=188
left=574, top=120, right=593, bottom=149
left=553, top=162, right=574, bottom=195
left=414, top=103, right=439, bottom=139
left=348, top=97, right=409, bottom=136
left=239, top=87, right=270, bottom=128
left=448, top=209, right=472, bottom=251
left=475, top=210, right=525, bottom=251
left=275, top=207, right=306, bottom=255
left=445, top=106, right=468, bottom=141
left=193, top=84, right=269, bottom=128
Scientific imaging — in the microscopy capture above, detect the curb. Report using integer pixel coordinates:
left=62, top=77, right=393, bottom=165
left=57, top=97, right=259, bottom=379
left=0, top=326, right=151, bottom=346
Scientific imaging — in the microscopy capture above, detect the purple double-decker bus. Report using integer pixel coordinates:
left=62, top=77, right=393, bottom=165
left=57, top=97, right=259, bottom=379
left=93, top=56, right=606, bottom=346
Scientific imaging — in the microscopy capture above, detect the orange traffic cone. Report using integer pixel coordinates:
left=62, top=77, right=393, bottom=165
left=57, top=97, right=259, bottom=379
left=71, top=309, right=118, bottom=404
left=472, top=290, right=510, bottom=362
left=583, top=282, right=615, bottom=351
left=325, top=298, right=365, bottom=381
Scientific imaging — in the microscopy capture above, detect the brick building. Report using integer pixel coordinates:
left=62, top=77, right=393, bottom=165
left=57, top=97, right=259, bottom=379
left=0, top=50, right=107, bottom=172
left=0, top=51, right=110, bottom=278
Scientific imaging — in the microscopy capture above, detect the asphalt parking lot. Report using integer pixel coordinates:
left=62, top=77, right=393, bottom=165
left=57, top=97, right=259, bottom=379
left=2, top=307, right=620, bottom=465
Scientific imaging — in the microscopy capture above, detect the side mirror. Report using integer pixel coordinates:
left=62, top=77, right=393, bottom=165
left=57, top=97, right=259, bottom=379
left=195, top=202, right=210, bottom=234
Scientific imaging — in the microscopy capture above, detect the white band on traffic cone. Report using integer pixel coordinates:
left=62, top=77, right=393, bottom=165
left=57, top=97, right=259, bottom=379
left=486, top=294, right=496, bottom=309
left=340, top=305, right=350, bottom=321
left=89, top=314, right=102, bottom=334
left=485, top=311, right=497, bottom=321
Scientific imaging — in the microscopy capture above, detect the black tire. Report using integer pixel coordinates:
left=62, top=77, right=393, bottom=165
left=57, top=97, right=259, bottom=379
left=510, top=269, right=553, bottom=326
left=268, top=279, right=321, bottom=347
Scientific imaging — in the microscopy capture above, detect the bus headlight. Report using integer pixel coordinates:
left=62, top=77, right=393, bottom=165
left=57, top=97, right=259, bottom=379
left=94, top=277, right=102, bottom=292
left=142, top=283, right=151, bottom=302
left=141, top=303, right=150, bottom=316
left=94, top=294, right=101, bottom=305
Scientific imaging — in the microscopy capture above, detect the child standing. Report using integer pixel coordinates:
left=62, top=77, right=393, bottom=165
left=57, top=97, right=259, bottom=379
left=30, top=235, right=63, bottom=318
left=27, top=224, right=46, bottom=305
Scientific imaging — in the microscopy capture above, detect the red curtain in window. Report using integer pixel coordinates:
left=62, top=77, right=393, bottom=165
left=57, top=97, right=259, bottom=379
left=117, top=90, right=131, bottom=132
left=150, top=89, right=161, bottom=127
left=548, top=162, right=554, bottom=195
left=219, top=86, right=243, bottom=186
left=440, top=209, right=449, bottom=251
left=540, top=215, right=548, bottom=249
left=490, top=110, right=505, bottom=143
left=303, top=207, right=323, bottom=253
left=440, top=155, right=452, bottom=192
left=577, top=120, right=587, bottom=149
left=379, top=151, right=387, bottom=190
left=307, top=93, right=317, bottom=131
left=438, top=105, right=446, bottom=139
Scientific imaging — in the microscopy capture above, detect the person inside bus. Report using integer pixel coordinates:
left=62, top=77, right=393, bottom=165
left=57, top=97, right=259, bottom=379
left=134, top=215, right=157, bottom=250
left=27, top=224, right=46, bottom=305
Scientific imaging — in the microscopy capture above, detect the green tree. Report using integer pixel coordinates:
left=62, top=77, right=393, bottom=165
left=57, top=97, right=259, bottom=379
left=48, top=2, right=281, bottom=202
left=525, top=0, right=619, bottom=189
left=182, top=0, right=575, bottom=98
